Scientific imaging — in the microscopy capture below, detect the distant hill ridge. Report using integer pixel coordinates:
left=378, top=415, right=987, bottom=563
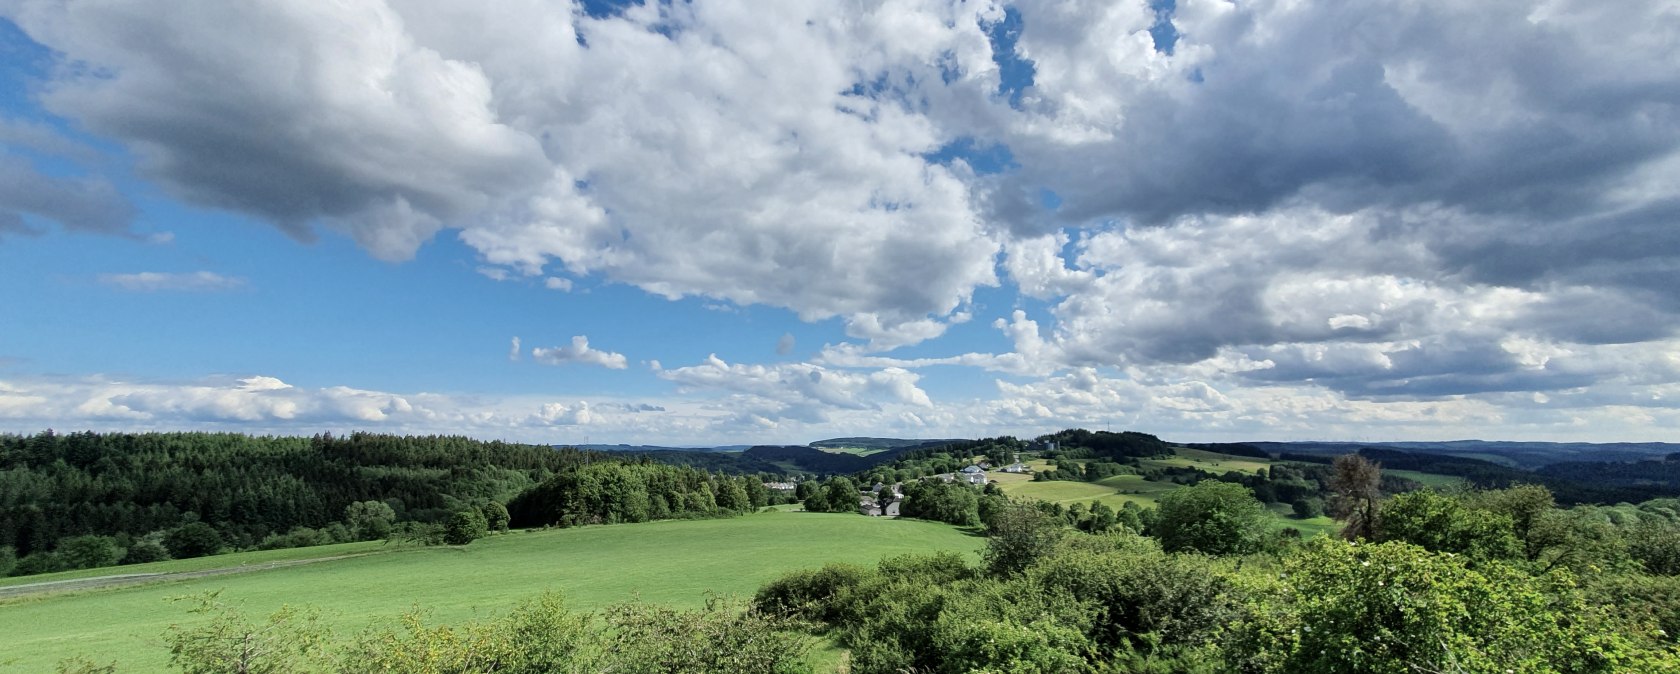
left=573, top=443, right=753, bottom=453
left=809, top=437, right=965, bottom=450
left=1203, top=440, right=1680, bottom=469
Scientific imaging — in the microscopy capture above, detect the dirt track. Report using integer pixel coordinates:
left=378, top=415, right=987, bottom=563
left=0, top=554, right=366, bottom=601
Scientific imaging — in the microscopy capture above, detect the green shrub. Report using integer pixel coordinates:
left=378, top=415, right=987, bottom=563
left=1227, top=538, right=1678, bottom=674
left=341, top=593, right=599, bottom=674
left=1374, top=490, right=1522, bottom=562
left=601, top=597, right=812, bottom=674
left=984, top=500, right=1067, bottom=576
left=752, top=562, right=870, bottom=623
left=1025, top=545, right=1236, bottom=654
left=443, top=509, right=488, bottom=546
left=121, top=533, right=172, bottom=564
left=1153, top=481, right=1267, bottom=555
left=55, top=535, right=124, bottom=571
left=165, top=591, right=329, bottom=674
left=931, top=590, right=1093, bottom=674
left=165, top=523, right=224, bottom=559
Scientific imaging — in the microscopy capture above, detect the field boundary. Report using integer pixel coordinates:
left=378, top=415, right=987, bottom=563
left=0, top=553, right=372, bottom=603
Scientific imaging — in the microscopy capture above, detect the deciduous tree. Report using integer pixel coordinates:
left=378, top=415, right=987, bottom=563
left=1329, top=454, right=1382, bottom=541
left=442, top=509, right=488, bottom=546
left=1153, top=480, right=1267, bottom=555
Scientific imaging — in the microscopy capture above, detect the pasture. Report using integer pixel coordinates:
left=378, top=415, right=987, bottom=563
left=0, top=512, right=982, bottom=673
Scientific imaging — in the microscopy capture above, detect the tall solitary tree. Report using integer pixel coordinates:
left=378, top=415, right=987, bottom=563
left=1329, top=454, right=1382, bottom=541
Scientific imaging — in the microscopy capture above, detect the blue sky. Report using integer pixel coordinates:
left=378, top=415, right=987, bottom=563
left=2, top=0, right=1679, bottom=445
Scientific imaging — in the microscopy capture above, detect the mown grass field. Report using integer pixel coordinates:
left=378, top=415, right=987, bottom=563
left=0, top=512, right=982, bottom=673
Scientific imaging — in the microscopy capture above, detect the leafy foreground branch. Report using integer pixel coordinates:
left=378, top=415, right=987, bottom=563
left=56, top=590, right=813, bottom=674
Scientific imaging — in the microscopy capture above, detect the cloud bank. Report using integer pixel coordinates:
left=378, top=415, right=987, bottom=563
left=6, top=0, right=1680, bottom=440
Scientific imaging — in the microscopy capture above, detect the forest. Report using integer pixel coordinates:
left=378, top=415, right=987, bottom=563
left=506, top=460, right=776, bottom=527
left=0, top=430, right=777, bottom=578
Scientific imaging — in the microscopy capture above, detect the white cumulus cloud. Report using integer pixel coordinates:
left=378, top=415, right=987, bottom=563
left=531, top=336, right=629, bottom=370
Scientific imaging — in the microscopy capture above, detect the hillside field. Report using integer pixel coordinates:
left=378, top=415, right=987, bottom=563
left=1387, top=468, right=1470, bottom=488
left=1140, top=447, right=1275, bottom=474
left=992, top=448, right=1415, bottom=537
left=0, top=512, right=982, bottom=673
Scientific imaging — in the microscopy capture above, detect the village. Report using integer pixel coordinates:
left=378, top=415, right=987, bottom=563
left=853, top=458, right=1033, bottom=517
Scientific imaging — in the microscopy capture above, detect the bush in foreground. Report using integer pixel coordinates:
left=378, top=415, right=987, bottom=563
left=143, top=590, right=811, bottom=674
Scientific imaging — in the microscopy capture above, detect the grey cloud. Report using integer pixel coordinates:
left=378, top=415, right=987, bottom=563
left=0, top=210, right=43, bottom=238
left=1239, top=337, right=1600, bottom=399
left=1002, top=0, right=1680, bottom=232
left=0, top=116, right=102, bottom=165
left=1518, top=288, right=1677, bottom=346
left=0, top=154, right=133, bottom=235
left=10, top=0, right=550, bottom=260
left=1429, top=198, right=1680, bottom=299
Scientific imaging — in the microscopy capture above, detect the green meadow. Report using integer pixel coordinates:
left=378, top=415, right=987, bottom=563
left=815, top=445, right=891, bottom=457
left=1387, top=468, right=1470, bottom=489
left=1140, top=447, right=1276, bottom=474
left=0, top=512, right=982, bottom=673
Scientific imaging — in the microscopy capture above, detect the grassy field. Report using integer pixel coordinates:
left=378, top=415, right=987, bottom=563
left=815, top=445, right=890, bottom=457
left=1001, top=478, right=1138, bottom=508
left=0, top=512, right=982, bottom=673
left=0, top=540, right=390, bottom=589
left=1278, top=515, right=1342, bottom=538
left=1387, top=469, right=1469, bottom=489
left=1140, top=447, right=1275, bottom=475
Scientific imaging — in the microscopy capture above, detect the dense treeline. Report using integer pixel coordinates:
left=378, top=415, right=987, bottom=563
left=1540, top=455, right=1680, bottom=491
left=618, top=448, right=788, bottom=475
left=1356, top=447, right=1680, bottom=504
left=1239, top=439, right=1680, bottom=470
left=506, top=461, right=771, bottom=527
left=1184, top=442, right=1273, bottom=458
left=0, top=430, right=592, bottom=562
left=885, top=436, right=1026, bottom=468
left=741, top=445, right=878, bottom=474
left=1039, top=429, right=1171, bottom=460
left=1209, top=442, right=1680, bottom=504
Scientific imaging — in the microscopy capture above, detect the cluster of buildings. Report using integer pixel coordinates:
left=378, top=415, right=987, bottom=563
left=863, top=458, right=1034, bottom=516
left=859, top=481, right=903, bottom=517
